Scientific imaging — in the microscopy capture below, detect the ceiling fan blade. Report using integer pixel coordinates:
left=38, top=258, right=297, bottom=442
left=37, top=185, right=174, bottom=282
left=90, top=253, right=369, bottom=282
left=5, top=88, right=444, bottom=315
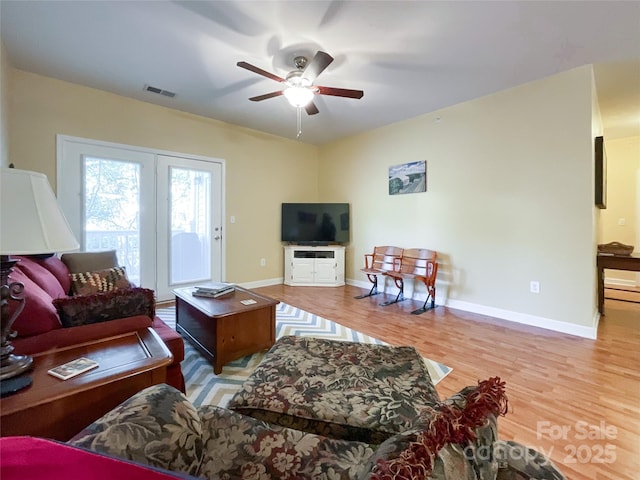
left=237, top=61, right=285, bottom=83
left=305, top=101, right=319, bottom=115
left=302, top=51, right=334, bottom=82
left=249, top=91, right=284, bottom=101
left=317, top=86, right=364, bottom=99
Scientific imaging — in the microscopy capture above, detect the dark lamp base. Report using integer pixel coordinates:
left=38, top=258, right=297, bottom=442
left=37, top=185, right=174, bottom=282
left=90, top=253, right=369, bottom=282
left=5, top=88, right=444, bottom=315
left=0, top=374, right=32, bottom=397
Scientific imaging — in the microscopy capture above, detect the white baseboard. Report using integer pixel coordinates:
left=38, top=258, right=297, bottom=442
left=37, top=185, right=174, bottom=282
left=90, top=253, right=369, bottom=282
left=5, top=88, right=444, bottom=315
left=443, top=298, right=598, bottom=340
left=347, top=278, right=598, bottom=339
left=239, top=277, right=284, bottom=289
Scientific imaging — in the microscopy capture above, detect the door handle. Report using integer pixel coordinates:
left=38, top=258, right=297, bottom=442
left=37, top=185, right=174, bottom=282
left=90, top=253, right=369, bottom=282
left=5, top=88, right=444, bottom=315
left=213, top=235, right=221, bottom=240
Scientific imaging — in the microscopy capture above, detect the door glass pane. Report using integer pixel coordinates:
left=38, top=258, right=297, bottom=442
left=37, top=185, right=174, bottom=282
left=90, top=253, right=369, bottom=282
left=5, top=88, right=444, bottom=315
left=83, top=157, right=141, bottom=284
left=170, top=167, right=211, bottom=284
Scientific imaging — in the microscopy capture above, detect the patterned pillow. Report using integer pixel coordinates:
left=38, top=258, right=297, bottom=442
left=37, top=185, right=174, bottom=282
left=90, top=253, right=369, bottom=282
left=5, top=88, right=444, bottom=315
left=53, top=287, right=156, bottom=328
left=61, top=250, right=118, bottom=273
left=69, top=266, right=130, bottom=296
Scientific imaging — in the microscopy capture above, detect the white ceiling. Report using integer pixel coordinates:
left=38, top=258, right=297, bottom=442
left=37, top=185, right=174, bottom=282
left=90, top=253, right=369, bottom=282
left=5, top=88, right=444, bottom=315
left=1, top=1, right=639, bottom=145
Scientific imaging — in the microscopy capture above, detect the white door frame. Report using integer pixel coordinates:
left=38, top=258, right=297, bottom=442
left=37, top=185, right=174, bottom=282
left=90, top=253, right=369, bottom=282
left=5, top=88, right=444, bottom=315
left=56, top=135, right=226, bottom=299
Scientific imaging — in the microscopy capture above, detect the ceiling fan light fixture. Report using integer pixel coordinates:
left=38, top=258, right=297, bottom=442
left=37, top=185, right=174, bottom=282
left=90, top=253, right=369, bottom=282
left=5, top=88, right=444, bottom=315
left=284, top=86, right=314, bottom=108
left=238, top=50, right=362, bottom=122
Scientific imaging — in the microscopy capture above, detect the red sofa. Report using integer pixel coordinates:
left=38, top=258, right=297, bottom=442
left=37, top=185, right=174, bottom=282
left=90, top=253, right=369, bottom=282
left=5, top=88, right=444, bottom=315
left=7, top=254, right=185, bottom=392
left=0, top=436, right=192, bottom=480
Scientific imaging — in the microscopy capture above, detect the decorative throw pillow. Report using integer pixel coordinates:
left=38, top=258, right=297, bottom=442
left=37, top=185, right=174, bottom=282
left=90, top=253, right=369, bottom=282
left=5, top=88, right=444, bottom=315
left=26, top=254, right=73, bottom=294
left=69, top=266, right=130, bottom=296
left=7, top=268, right=62, bottom=337
left=14, top=256, right=67, bottom=299
left=61, top=250, right=118, bottom=274
left=53, top=287, right=156, bottom=328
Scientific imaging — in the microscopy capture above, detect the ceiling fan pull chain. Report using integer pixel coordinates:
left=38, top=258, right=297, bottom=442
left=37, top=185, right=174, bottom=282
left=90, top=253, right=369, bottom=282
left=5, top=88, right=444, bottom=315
left=296, top=106, right=303, bottom=139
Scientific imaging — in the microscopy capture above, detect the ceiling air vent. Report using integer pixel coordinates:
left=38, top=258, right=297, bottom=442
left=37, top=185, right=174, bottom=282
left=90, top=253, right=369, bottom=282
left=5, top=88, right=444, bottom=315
left=143, top=84, right=176, bottom=98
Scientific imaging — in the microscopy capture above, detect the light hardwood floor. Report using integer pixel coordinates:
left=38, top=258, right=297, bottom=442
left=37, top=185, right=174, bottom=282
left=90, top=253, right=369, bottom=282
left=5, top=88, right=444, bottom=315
left=252, top=283, right=639, bottom=480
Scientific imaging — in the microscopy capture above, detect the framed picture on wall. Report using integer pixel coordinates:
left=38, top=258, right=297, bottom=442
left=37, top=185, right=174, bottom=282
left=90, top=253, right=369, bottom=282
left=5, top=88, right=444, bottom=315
left=388, top=160, right=426, bottom=195
left=595, top=136, right=607, bottom=209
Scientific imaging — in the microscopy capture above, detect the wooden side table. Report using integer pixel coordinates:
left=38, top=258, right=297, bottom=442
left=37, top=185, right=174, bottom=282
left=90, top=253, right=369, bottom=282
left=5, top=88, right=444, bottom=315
left=597, top=253, right=640, bottom=313
left=0, top=328, right=173, bottom=441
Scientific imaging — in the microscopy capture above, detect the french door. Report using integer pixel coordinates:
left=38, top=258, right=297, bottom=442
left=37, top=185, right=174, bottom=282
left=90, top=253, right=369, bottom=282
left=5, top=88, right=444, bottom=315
left=156, top=154, right=222, bottom=299
left=57, top=136, right=224, bottom=301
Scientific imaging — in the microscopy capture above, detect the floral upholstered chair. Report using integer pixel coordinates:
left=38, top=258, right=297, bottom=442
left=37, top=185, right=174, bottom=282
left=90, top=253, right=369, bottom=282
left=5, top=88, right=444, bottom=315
left=68, top=382, right=566, bottom=479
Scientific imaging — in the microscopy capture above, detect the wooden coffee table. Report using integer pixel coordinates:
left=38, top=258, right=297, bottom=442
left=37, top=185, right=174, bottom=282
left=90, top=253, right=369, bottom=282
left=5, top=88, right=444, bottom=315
left=173, top=286, right=278, bottom=374
left=0, top=328, right=173, bottom=441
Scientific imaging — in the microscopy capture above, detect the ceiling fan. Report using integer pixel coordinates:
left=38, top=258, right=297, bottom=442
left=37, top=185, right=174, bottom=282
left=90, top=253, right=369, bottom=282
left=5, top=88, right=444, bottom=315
left=237, top=51, right=364, bottom=115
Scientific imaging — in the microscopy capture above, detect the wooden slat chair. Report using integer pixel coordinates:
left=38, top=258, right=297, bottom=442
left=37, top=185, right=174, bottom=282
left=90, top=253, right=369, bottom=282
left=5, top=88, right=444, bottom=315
left=381, top=248, right=438, bottom=314
left=354, top=246, right=403, bottom=299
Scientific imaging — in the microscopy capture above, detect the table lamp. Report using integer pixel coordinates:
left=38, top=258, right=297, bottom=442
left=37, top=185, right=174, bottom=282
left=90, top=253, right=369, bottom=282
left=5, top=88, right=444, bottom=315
left=1, top=168, right=79, bottom=390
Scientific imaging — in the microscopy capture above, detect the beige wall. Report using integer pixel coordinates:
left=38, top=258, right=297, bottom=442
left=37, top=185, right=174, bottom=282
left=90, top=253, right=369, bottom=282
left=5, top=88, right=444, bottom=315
left=0, top=42, right=9, bottom=167
left=319, top=66, right=598, bottom=335
left=600, top=135, right=640, bottom=285
left=9, top=63, right=605, bottom=336
left=9, top=69, right=320, bottom=283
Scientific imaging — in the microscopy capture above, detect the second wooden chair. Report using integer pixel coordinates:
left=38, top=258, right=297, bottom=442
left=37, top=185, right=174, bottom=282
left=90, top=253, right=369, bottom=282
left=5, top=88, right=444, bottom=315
left=382, top=248, right=438, bottom=314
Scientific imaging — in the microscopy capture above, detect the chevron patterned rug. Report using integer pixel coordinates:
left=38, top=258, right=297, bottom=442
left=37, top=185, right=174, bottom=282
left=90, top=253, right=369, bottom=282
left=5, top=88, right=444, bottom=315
left=157, top=302, right=452, bottom=408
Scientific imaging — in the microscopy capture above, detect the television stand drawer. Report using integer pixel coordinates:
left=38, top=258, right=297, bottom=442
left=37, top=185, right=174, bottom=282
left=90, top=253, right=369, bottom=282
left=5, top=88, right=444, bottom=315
left=293, top=250, right=335, bottom=259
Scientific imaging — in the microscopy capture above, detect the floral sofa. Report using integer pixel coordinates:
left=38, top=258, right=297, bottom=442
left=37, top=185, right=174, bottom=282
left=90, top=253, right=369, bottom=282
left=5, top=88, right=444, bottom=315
left=7, top=251, right=184, bottom=391
left=68, top=381, right=565, bottom=480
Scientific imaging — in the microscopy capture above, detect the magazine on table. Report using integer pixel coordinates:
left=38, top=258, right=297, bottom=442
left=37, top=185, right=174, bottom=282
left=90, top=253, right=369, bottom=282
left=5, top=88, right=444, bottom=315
left=47, top=357, right=99, bottom=380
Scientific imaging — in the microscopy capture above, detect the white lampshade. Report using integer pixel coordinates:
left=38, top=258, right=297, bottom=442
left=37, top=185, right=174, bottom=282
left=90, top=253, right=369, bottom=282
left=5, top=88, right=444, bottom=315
left=0, top=168, right=79, bottom=255
left=284, top=86, right=315, bottom=108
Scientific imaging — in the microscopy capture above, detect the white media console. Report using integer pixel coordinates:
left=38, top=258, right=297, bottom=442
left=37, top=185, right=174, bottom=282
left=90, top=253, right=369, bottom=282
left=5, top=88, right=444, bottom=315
left=283, top=245, right=345, bottom=287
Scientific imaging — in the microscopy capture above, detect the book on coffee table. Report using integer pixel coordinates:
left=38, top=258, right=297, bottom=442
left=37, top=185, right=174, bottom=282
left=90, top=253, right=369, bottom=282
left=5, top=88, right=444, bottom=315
left=192, top=287, right=234, bottom=298
left=194, top=282, right=234, bottom=294
left=192, top=281, right=235, bottom=299
left=48, top=357, right=99, bottom=380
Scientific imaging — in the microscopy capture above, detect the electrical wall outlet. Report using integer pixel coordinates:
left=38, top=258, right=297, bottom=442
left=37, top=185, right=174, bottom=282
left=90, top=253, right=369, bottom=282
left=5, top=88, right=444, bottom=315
left=260, top=258, right=266, bottom=267
left=530, top=281, right=540, bottom=294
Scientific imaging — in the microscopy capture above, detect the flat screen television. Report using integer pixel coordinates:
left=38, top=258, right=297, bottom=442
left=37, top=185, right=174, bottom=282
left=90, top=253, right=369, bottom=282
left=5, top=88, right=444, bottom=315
left=281, top=203, right=350, bottom=245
